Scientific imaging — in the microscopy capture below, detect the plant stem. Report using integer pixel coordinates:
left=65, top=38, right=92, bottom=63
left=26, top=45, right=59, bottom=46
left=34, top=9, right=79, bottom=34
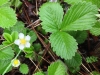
left=2, top=50, right=21, bottom=75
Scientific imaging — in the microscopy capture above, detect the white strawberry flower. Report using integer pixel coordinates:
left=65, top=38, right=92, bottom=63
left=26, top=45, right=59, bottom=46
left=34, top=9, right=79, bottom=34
left=14, top=33, right=31, bottom=50
left=11, top=59, right=20, bottom=67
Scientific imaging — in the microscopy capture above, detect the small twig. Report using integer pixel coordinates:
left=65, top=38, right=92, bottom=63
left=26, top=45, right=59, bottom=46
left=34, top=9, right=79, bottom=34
left=36, top=0, right=38, bottom=15
left=27, top=19, right=41, bottom=28
left=91, top=64, right=99, bottom=72
left=29, top=58, right=41, bottom=71
left=82, top=63, right=93, bottom=75
left=23, top=51, right=41, bottom=72
left=78, top=50, right=93, bottom=72
left=78, top=72, right=84, bottom=75
left=35, top=51, right=51, bottom=64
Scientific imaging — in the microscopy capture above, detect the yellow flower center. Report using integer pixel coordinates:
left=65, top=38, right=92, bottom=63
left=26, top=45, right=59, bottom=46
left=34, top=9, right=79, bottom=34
left=13, top=59, right=19, bottom=65
left=20, top=39, right=26, bottom=44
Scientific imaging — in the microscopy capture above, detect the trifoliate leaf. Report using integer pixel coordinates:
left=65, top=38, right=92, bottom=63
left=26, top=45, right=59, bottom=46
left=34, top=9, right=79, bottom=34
left=0, top=0, right=9, bottom=6
left=3, top=33, right=12, bottom=43
left=64, top=0, right=82, bottom=5
left=49, top=31, right=78, bottom=59
left=39, top=2, right=64, bottom=33
left=0, top=7, right=17, bottom=28
left=90, top=21, right=100, bottom=36
left=83, top=0, right=100, bottom=8
left=65, top=53, right=82, bottom=67
left=19, top=64, right=29, bottom=74
left=48, top=60, right=67, bottom=75
left=61, top=1, right=98, bottom=31
left=0, top=60, right=12, bottom=74
left=0, top=45, right=14, bottom=60
left=68, top=31, right=88, bottom=44
left=34, top=71, right=44, bottom=75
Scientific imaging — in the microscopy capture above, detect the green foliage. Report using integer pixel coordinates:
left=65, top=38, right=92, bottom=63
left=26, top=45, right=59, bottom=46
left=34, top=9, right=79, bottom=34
left=50, top=31, right=78, bottom=59
left=11, top=0, right=22, bottom=8
left=83, top=0, right=100, bottom=8
left=48, top=60, right=67, bottom=75
left=10, top=21, right=26, bottom=33
left=0, top=0, right=9, bottom=6
left=3, top=33, right=12, bottom=43
left=34, top=60, right=68, bottom=75
left=68, top=67, right=80, bottom=74
left=39, top=2, right=98, bottom=60
left=64, top=53, right=81, bottom=74
left=61, top=2, right=98, bottom=31
left=0, top=0, right=17, bottom=28
left=90, top=21, right=100, bottom=36
left=24, top=47, right=34, bottom=58
left=11, top=31, right=18, bottom=42
left=33, top=43, right=41, bottom=52
left=0, top=45, right=14, bottom=60
left=39, top=2, right=64, bottom=33
left=3, top=31, right=18, bottom=44
left=64, top=0, right=82, bottom=4
left=0, top=60, right=12, bottom=74
left=68, top=31, right=88, bottom=44
left=86, top=56, right=98, bottom=63
left=34, top=71, right=45, bottom=75
left=19, top=64, right=29, bottom=74
left=65, top=53, right=82, bottom=67
left=28, top=31, right=37, bottom=44
left=90, top=71, right=100, bottom=75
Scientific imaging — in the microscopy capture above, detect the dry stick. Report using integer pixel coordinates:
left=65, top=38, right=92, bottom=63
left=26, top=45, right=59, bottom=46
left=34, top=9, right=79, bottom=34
left=23, top=7, right=31, bottom=24
left=78, top=50, right=93, bottom=72
left=29, top=58, right=41, bottom=71
left=23, top=6, right=41, bottom=72
left=32, top=26, right=56, bottom=60
left=24, top=51, right=40, bottom=71
left=27, top=19, right=40, bottom=28
left=36, top=0, right=38, bottom=15
left=34, top=51, right=51, bottom=64
left=33, top=28, right=56, bottom=61
left=32, top=27, right=56, bottom=73
left=33, top=44, right=50, bottom=73
left=78, top=72, right=84, bottom=75
left=24, top=4, right=55, bottom=72
left=37, top=32, right=56, bottom=60
left=91, top=64, right=99, bottom=72
left=82, top=63, right=93, bottom=75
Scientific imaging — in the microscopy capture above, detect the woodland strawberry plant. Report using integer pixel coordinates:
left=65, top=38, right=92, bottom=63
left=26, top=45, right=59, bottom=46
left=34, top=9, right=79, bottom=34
left=0, top=0, right=100, bottom=75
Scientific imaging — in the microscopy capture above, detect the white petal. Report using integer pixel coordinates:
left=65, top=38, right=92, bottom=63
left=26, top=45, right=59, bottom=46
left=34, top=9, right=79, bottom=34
left=25, top=42, right=30, bottom=48
left=14, top=39, right=20, bottom=45
left=25, top=35, right=31, bottom=41
left=19, top=33, right=24, bottom=39
left=19, top=45, right=25, bottom=50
